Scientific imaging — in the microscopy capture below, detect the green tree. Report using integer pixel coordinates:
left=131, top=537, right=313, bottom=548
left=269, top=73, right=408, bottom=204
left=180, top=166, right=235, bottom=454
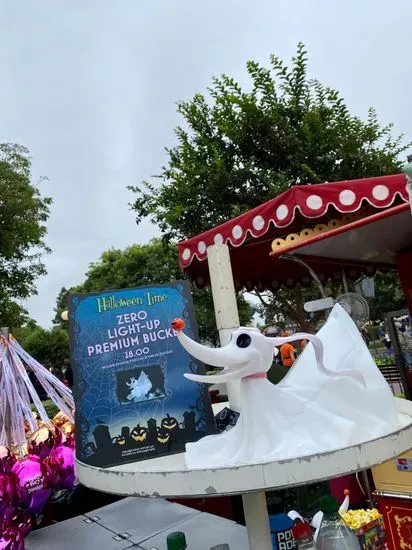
left=257, top=280, right=346, bottom=332
left=130, top=43, right=408, bottom=328
left=130, top=43, right=407, bottom=241
left=13, top=322, right=69, bottom=368
left=53, top=287, right=69, bottom=328
left=369, top=272, right=406, bottom=321
left=54, top=239, right=254, bottom=345
left=0, top=144, right=51, bottom=328
left=259, top=272, right=407, bottom=330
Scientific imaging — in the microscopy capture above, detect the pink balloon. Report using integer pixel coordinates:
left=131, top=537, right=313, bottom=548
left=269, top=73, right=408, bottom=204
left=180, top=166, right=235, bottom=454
left=11, top=456, right=51, bottom=516
left=47, top=446, right=76, bottom=490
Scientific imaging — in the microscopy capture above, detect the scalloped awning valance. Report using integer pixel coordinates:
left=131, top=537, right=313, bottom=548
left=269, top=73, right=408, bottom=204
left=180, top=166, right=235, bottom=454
left=178, top=174, right=411, bottom=291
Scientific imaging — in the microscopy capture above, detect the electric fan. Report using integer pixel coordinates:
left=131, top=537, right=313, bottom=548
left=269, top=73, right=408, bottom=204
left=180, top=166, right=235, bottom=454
left=335, top=292, right=370, bottom=327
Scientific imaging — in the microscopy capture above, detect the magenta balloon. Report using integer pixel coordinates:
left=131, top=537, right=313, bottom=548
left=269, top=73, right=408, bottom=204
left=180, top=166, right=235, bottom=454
left=11, top=456, right=51, bottom=515
left=47, top=446, right=76, bottom=490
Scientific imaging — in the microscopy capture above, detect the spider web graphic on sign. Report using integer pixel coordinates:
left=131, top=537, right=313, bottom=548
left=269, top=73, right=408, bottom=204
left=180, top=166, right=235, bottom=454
left=69, top=281, right=215, bottom=468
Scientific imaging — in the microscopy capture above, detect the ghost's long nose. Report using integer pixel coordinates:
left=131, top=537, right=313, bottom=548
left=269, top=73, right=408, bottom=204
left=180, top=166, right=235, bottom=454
left=177, top=330, right=234, bottom=368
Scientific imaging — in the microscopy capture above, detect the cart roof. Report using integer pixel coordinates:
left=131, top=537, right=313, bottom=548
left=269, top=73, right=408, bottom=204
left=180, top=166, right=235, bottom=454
left=178, top=174, right=411, bottom=291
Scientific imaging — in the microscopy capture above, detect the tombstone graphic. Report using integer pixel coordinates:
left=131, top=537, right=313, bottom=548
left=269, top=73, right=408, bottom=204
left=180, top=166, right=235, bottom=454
left=93, top=425, right=112, bottom=451
left=147, top=418, right=157, bottom=444
left=121, top=426, right=130, bottom=439
left=183, top=411, right=196, bottom=439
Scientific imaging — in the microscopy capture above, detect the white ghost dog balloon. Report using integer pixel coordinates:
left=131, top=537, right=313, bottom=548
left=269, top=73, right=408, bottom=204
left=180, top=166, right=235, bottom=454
left=174, top=304, right=399, bottom=469
left=126, top=371, right=152, bottom=402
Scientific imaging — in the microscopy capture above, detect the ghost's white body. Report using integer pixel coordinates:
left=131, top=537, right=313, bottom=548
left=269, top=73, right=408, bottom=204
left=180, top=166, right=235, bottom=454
left=177, top=305, right=399, bottom=469
left=126, top=372, right=152, bottom=402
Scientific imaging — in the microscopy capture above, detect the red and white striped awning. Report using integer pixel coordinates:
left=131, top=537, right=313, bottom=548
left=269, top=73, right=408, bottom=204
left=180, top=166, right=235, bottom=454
left=178, top=174, right=410, bottom=291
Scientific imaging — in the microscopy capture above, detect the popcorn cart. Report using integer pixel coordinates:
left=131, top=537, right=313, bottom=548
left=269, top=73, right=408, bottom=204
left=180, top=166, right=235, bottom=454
left=373, top=452, right=412, bottom=550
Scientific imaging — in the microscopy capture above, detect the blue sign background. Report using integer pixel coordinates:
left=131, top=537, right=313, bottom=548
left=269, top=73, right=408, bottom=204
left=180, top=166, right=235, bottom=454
left=69, top=280, right=215, bottom=468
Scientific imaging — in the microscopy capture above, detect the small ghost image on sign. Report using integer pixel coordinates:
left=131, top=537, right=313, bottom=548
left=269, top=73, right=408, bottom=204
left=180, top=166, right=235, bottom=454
left=173, top=305, right=400, bottom=469
left=126, top=372, right=152, bottom=403
left=116, top=364, right=168, bottom=405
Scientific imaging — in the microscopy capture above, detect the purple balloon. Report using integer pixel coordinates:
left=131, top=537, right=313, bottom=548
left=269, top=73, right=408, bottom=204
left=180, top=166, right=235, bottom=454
left=47, top=446, right=76, bottom=490
left=11, top=456, right=51, bottom=516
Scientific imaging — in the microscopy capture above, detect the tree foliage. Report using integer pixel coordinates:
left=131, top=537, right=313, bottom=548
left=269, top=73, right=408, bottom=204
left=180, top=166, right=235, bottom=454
left=130, top=43, right=408, bottom=242
left=130, top=43, right=409, bottom=328
left=0, top=144, right=51, bottom=328
left=13, top=322, right=69, bottom=369
left=54, top=239, right=254, bottom=345
left=369, top=272, right=406, bottom=321
left=259, top=273, right=407, bottom=329
left=257, top=281, right=346, bottom=332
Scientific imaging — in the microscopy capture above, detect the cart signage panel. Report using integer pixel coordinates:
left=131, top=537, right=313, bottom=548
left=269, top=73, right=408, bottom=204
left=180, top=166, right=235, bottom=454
left=69, top=280, right=215, bottom=468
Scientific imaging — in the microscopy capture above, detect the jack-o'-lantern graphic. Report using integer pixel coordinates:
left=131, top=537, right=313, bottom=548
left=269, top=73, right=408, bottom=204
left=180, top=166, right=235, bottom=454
left=112, top=435, right=126, bottom=446
left=161, top=414, right=178, bottom=432
left=156, top=428, right=170, bottom=445
left=131, top=425, right=148, bottom=443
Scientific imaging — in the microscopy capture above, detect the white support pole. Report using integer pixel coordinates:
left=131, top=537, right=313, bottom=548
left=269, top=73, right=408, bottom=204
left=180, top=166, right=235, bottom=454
left=206, top=244, right=273, bottom=550
left=207, top=244, right=241, bottom=412
left=342, top=268, right=350, bottom=294
left=242, top=492, right=273, bottom=550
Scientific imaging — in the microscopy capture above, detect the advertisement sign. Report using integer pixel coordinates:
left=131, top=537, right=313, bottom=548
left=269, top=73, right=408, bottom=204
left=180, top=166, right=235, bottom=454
left=69, top=281, right=215, bottom=468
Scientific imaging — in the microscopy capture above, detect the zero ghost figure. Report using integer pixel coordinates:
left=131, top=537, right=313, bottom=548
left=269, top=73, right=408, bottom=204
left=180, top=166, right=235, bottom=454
left=173, top=305, right=399, bottom=469
left=126, top=372, right=152, bottom=402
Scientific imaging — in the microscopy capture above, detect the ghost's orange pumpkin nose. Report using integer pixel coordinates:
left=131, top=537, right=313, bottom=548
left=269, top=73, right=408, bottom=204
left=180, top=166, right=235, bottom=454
left=171, top=318, right=185, bottom=331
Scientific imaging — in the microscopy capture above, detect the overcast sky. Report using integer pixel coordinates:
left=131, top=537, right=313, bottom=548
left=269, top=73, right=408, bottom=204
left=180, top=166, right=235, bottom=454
left=1, top=0, right=410, bottom=328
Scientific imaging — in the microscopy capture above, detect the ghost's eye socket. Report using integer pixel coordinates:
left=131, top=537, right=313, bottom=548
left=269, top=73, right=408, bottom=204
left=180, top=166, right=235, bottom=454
left=236, top=334, right=252, bottom=348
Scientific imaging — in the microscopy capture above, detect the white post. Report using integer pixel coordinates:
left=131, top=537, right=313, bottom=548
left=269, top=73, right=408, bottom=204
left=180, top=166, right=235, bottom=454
left=207, top=244, right=241, bottom=411
left=341, top=268, right=350, bottom=294
left=206, top=244, right=273, bottom=550
left=242, top=492, right=273, bottom=550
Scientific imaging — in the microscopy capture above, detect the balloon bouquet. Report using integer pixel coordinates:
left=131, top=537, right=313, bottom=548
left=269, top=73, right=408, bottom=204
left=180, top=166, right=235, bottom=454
left=0, top=335, right=75, bottom=549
